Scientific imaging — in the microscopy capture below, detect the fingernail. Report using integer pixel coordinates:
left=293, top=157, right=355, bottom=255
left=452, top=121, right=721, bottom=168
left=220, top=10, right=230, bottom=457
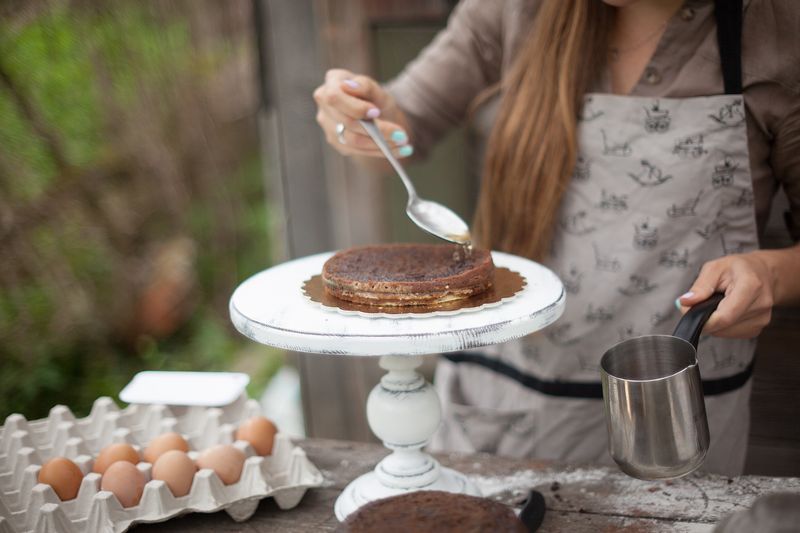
left=398, top=145, right=414, bottom=158
left=674, top=297, right=682, bottom=311
left=680, top=291, right=695, bottom=300
left=391, top=130, right=408, bottom=145
left=366, top=107, right=380, bottom=119
left=343, top=79, right=359, bottom=89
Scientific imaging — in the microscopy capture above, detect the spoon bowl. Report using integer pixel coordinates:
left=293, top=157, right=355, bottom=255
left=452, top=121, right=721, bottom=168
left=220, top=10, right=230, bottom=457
left=407, top=198, right=470, bottom=244
left=359, top=119, right=471, bottom=245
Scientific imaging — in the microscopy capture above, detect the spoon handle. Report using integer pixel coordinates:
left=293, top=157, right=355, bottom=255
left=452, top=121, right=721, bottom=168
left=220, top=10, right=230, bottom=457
left=359, top=119, right=417, bottom=199
left=519, top=490, right=546, bottom=531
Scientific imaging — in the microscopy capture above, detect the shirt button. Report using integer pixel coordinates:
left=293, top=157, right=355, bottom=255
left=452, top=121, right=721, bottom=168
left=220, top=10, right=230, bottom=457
left=680, top=7, right=695, bottom=21
left=644, top=67, right=662, bottom=85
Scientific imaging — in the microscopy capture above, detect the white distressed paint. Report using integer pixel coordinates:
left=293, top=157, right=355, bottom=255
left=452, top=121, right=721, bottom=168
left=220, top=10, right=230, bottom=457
left=334, top=355, right=481, bottom=521
left=229, top=251, right=566, bottom=356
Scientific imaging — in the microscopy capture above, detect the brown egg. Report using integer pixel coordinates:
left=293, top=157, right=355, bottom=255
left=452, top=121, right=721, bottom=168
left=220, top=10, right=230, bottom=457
left=39, top=457, right=83, bottom=501
left=143, top=432, right=190, bottom=464
left=235, top=416, right=278, bottom=456
left=196, top=444, right=245, bottom=485
left=100, top=461, right=146, bottom=508
left=152, top=450, right=196, bottom=497
left=93, top=443, right=140, bottom=474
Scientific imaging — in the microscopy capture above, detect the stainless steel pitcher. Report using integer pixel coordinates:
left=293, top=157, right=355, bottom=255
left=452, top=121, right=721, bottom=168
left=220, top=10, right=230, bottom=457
left=600, top=293, right=724, bottom=480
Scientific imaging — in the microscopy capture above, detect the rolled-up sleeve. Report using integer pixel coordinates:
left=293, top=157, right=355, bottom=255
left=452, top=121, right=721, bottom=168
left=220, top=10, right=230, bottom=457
left=385, top=0, right=504, bottom=157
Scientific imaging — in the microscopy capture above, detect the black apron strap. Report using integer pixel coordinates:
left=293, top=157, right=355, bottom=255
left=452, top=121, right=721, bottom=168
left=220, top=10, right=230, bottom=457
left=443, top=352, right=603, bottom=399
left=443, top=351, right=755, bottom=399
left=714, top=0, right=744, bottom=94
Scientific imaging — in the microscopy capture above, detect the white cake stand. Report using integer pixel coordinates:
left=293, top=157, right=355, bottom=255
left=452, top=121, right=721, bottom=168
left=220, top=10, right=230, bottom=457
left=229, top=251, right=565, bottom=520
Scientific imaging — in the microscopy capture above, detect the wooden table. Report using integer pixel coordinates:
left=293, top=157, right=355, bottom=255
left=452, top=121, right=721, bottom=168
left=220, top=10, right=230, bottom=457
left=138, top=438, right=800, bottom=532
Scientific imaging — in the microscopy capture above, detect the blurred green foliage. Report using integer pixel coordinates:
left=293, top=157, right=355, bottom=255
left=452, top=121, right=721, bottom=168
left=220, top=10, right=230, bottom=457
left=1, top=6, right=101, bottom=199
left=0, top=1, right=282, bottom=421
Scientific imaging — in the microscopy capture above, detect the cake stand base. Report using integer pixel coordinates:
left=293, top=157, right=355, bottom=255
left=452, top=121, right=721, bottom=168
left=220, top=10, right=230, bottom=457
left=333, top=355, right=480, bottom=521
left=334, top=466, right=479, bottom=521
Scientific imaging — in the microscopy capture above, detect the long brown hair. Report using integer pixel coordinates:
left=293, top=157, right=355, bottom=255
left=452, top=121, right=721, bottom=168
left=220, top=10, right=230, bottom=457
left=473, top=1, right=613, bottom=260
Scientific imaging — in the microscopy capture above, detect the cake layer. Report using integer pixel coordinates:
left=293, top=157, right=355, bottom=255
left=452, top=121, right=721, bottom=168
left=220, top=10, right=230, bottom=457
left=337, top=490, right=526, bottom=533
left=321, top=244, right=494, bottom=307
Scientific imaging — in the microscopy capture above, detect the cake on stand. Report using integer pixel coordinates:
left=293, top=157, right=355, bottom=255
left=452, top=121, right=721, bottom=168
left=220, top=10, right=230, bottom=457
left=229, top=251, right=565, bottom=520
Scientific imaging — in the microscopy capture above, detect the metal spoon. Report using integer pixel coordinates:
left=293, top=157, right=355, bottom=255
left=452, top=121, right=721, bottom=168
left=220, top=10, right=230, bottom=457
left=359, top=119, right=471, bottom=245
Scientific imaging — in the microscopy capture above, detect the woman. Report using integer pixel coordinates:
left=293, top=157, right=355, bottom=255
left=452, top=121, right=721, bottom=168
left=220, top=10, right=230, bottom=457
left=313, top=0, right=800, bottom=476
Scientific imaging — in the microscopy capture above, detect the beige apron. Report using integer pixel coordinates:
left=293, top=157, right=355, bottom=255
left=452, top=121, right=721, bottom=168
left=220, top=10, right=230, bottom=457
left=432, top=6, right=757, bottom=477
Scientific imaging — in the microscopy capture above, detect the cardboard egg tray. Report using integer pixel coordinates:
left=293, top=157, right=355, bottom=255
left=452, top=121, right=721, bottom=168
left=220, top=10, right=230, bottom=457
left=0, top=394, right=324, bottom=533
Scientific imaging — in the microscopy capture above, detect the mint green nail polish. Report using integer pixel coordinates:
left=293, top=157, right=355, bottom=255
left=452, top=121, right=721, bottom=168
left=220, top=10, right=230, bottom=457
left=674, top=297, right=682, bottom=311
left=398, top=145, right=414, bottom=158
left=391, top=130, right=408, bottom=145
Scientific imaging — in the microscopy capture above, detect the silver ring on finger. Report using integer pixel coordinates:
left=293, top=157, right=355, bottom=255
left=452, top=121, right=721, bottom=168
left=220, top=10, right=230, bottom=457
left=335, top=122, right=346, bottom=145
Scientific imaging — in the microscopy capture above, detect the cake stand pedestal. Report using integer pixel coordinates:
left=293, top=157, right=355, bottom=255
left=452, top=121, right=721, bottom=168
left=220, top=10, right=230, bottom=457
left=229, top=251, right=565, bottom=521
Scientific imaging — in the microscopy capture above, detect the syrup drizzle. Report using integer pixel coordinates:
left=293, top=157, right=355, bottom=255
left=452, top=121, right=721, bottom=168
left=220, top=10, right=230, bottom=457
left=452, top=241, right=474, bottom=263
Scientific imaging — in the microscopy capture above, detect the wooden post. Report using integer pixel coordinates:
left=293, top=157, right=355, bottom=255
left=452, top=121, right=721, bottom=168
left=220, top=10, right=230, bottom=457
left=255, top=0, right=335, bottom=260
left=255, top=0, right=385, bottom=442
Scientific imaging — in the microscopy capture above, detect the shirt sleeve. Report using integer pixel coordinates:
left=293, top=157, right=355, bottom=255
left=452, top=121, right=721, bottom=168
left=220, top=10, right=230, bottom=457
left=385, top=0, right=505, bottom=157
left=772, top=100, right=800, bottom=242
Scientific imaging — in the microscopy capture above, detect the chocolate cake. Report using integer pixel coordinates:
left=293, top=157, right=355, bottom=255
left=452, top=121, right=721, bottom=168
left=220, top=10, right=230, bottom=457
left=337, top=491, right=526, bottom=533
left=322, top=243, right=494, bottom=306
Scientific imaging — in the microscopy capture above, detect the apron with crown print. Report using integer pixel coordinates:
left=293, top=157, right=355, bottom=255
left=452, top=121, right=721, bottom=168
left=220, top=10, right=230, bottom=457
left=431, top=2, right=758, bottom=476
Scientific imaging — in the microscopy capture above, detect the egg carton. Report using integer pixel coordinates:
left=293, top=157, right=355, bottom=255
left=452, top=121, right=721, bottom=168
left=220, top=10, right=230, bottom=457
left=0, top=395, right=324, bottom=533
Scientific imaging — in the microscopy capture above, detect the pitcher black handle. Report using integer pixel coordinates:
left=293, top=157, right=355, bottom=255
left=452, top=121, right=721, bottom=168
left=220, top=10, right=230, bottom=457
left=672, top=292, right=725, bottom=349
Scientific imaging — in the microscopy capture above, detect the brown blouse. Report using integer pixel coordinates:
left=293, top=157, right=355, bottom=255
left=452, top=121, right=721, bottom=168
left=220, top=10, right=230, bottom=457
left=387, top=0, right=800, bottom=241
